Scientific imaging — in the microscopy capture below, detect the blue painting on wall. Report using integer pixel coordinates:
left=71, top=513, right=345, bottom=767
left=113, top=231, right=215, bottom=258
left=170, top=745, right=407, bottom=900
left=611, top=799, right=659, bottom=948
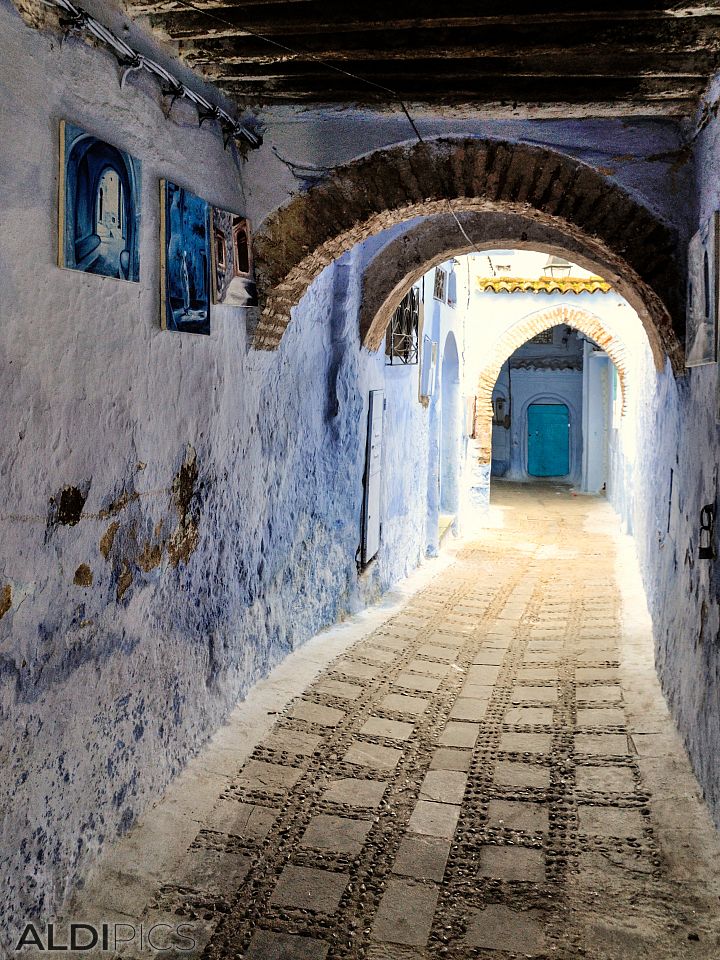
left=59, top=120, right=141, bottom=282
left=160, top=179, right=211, bottom=336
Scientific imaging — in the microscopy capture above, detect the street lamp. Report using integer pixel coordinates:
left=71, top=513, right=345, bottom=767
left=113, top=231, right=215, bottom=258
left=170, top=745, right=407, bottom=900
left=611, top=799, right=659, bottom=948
left=543, top=255, right=573, bottom=278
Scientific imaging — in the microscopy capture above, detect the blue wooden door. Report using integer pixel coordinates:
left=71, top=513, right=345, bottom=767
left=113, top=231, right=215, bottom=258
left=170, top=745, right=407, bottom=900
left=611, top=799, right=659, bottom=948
left=527, top=404, right=570, bottom=477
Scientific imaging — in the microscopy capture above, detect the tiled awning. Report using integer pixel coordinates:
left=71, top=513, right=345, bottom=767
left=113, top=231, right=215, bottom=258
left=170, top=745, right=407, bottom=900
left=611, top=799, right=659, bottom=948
left=477, top=276, right=612, bottom=295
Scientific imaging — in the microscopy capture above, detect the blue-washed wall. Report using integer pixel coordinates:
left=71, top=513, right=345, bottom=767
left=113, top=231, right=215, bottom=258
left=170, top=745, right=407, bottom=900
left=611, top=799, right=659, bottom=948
left=608, top=71, right=720, bottom=824
left=2, top=0, right=715, bottom=940
left=0, top=3, right=437, bottom=942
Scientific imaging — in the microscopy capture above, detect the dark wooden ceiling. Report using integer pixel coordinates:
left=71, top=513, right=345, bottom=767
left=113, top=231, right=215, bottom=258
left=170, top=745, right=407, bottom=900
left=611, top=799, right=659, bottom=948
left=128, top=1, right=720, bottom=115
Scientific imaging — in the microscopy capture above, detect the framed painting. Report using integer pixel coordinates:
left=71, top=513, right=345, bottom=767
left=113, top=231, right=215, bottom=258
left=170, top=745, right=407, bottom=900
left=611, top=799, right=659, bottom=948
left=686, top=213, right=718, bottom=367
left=160, top=179, right=211, bottom=336
left=58, top=120, right=141, bottom=281
left=211, top=209, right=257, bottom=307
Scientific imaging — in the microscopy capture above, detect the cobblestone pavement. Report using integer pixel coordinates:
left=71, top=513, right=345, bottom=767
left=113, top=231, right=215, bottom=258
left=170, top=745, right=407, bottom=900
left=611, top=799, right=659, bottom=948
left=70, top=484, right=720, bottom=959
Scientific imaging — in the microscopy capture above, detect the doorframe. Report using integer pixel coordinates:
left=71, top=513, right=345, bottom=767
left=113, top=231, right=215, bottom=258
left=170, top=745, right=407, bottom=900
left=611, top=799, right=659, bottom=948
left=521, top=392, right=580, bottom=481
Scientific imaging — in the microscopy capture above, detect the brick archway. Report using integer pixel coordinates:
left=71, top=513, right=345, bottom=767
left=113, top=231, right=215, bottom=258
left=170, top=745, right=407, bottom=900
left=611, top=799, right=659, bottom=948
left=474, top=305, right=630, bottom=463
left=252, top=138, right=683, bottom=370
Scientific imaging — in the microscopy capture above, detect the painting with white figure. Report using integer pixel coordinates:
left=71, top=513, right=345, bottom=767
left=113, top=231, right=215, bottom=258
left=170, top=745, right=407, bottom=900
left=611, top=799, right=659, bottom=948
left=160, top=179, right=211, bottom=335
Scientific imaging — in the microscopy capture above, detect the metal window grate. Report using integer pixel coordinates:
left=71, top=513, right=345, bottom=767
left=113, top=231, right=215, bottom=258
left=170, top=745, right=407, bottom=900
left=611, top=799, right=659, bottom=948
left=386, top=287, right=420, bottom=365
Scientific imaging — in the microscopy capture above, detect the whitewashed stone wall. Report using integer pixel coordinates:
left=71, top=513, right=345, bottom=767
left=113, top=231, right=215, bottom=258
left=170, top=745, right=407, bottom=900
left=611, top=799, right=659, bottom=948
left=0, top=5, right=442, bottom=941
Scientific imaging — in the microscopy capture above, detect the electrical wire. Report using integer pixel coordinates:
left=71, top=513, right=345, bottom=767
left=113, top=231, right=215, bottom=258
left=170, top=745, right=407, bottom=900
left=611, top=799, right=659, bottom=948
left=45, top=0, right=261, bottom=147
left=48, top=0, right=488, bottom=252
left=154, top=0, right=486, bottom=253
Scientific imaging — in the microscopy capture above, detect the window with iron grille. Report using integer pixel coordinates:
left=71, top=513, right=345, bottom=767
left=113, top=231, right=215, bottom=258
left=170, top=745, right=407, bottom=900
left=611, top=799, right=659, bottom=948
left=529, top=329, right=553, bottom=344
left=385, top=286, right=420, bottom=365
left=433, top=267, right=447, bottom=302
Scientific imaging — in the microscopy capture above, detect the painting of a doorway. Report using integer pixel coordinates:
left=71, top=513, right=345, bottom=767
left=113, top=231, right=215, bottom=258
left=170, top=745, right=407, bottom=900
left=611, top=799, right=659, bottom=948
left=160, top=179, right=211, bottom=336
left=59, top=121, right=141, bottom=282
left=211, top=208, right=256, bottom=307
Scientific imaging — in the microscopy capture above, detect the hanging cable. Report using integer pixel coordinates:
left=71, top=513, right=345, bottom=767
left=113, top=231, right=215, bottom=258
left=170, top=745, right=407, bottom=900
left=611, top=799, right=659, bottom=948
left=157, top=0, right=486, bottom=253
left=45, top=0, right=261, bottom=149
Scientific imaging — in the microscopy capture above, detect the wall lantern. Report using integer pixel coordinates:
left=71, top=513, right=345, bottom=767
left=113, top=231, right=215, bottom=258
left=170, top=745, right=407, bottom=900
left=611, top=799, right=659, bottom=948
left=544, top=255, right=573, bottom=279
left=492, top=396, right=511, bottom=429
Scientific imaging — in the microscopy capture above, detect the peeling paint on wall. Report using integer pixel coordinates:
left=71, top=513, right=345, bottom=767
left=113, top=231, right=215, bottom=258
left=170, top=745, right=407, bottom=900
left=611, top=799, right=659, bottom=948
left=99, top=522, right=119, bottom=559
left=0, top=585, right=12, bottom=619
left=48, top=484, right=89, bottom=530
left=73, top=564, right=93, bottom=587
left=167, top=445, right=200, bottom=568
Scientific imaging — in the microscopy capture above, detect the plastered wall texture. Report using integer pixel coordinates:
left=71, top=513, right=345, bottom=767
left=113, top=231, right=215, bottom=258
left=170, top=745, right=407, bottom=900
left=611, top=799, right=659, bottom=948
left=0, top=5, right=440, bottom=941
left=1, top=0, right=714, bottom=937
left=605, top=73, right=720, bottom=827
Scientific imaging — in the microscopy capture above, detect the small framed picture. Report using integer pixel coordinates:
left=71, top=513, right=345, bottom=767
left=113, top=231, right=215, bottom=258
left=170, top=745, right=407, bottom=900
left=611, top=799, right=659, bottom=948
left=160, top=179, right=211, bottom=336
left=58, top=120, right=141, bottom=282
left=211, top=209, right=257, bottom=307
left=686, top=213, right=718, bottom=367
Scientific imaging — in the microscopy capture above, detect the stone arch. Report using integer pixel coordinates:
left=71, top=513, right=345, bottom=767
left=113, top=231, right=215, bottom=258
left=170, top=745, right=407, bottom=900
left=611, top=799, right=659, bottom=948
left=474, top=304, right=630, bottom=463
left=251, top=138, right=683, bottom=370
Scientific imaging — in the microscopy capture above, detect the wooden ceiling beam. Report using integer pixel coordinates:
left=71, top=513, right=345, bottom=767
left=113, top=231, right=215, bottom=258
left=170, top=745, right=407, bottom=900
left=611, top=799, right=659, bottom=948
left=197, top=52, right=718, bottom=81
left=183, top=36, right=720, bottom=66
left=216, top=74, right=706, bottom=99
left=147, top=8, right=720, bottom=41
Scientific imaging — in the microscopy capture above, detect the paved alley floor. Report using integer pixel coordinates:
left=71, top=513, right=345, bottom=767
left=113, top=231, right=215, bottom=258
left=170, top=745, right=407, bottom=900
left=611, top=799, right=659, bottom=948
left=64, top=483, right=720, bottom=959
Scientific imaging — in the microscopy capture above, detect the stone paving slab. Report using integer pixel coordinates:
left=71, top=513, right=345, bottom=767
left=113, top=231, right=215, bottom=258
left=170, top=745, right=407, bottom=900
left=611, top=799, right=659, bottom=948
left=246, top=930, right=329, bottom=959
left=289, top=701, right=346, bottom=727
left=313, top=678, right=364, bottom=701
left=63, top=484, right=720, bottom=960
left=464, top=904, right=546, bottom=954
left=429, top=748, right=473, bottom=771
left=372, top=879, right=439, bottom=946
left=499, top=732, right=553, bottom=755
left=408, top=800, right=461, bottom=838
left=438, top=722, right=480, bottom=747
left=494, top=760, right=551, bottom=789
left=361, top=717, right=415, bottom=741
left=234, top=761, right=304, bottom=795
left=395, top=672, right=442, bottom=693
left=449, top=697, right=490, bottom=721
left=380, top=693, right=429, bottom=716
left=477, top=844, right=546, bottom=882
left=392, top=836, right=451, bottom=882
left=512, top=684, right=558, bottom=703
left=420, top=770, right=467, bottom=805
left=487, top=798, right=549, bottom=833
left=300, top=814, right=373, bottom=853
left=323, top=777, right=387, bottom=808
left=270, top=866, right=349, bottom=913
left=203, top=800, right=278, bottom=839
left=344, top=741, right=404, bottom=769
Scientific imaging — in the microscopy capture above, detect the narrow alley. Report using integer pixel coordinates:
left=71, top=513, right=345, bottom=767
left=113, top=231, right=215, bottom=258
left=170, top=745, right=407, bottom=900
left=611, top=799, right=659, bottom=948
left=66, top=485, right=720, bottom=960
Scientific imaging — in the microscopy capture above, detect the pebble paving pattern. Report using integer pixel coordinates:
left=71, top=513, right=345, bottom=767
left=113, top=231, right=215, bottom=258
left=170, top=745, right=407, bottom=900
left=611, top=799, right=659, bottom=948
left=136, top=485, right=720, bottom=960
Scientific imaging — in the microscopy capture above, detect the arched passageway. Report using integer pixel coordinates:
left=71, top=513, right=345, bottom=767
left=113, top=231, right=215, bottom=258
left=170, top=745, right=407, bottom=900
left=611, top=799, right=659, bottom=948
left=9, top=0, right=720, bottom=951
left=474, top=304, right=630, bottom=466
left=251, top=139, right=683, bottom=372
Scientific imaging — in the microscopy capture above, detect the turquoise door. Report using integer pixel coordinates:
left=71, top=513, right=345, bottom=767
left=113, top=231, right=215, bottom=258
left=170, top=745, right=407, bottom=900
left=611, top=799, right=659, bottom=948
left=527, top=404, right=570, bottom=477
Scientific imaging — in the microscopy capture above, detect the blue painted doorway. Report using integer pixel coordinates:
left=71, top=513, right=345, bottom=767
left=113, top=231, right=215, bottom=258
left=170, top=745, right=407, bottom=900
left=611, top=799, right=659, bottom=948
left=527, top=403, right=570, bottom=477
